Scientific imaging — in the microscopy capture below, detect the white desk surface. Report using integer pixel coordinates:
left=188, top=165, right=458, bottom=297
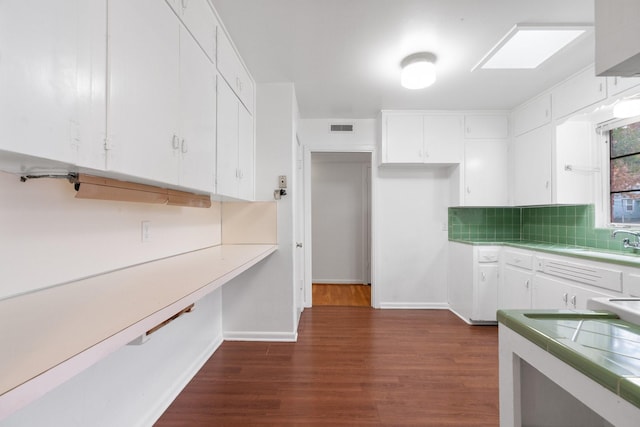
left=0, top=244, right=276, bottom=416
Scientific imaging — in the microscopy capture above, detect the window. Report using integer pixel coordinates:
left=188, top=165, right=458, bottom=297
left=609, top=120, right=640, bottom=224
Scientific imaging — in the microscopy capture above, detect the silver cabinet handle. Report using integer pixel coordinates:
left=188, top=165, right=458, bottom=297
left=296, top=242, right=303, bottom=248
left=563, top=292, right=568, bottom=304
left=570, top=295, right=577, bottom=308
left=525, top=279, right=530, bottom=289
left=181, top=0, right=189, bottom=10
left=172, top=134, right=180, bottom=150
left=181, top=138, right=187, bottom=154
left=481, top=272, right=486, bottom=281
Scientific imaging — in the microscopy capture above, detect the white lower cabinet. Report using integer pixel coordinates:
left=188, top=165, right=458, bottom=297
left=500, top=265, right=533, bottom=310
left=533, top=275, right=609, bottom=310
left=448, top=243, right=499, bottom=323
left=217, top=78, right=254, bottom=200
left=0, top=0, right=106, bottom=171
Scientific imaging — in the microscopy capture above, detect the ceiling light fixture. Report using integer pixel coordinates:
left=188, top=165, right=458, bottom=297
left=401, top=52, right=437, bottom=89
left=472, top=24, right=591, bottom=71
left=613, top=98, right=640, bottom=119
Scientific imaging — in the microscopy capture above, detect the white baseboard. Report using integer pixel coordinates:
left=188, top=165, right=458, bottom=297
left=312, top=279, right=365, bottom=285
left=378, top=302, right=449, bottom=310
left=140, top=333, right=224, bottom=427
left=223, top=330, right=298, bottom=342
left=448, top=307, right=473, bottom=324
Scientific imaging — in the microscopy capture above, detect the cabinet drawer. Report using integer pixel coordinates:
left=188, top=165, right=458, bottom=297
left=503, top=250, right=534, bottom=270
left=624, top=273, right=640, bottom=297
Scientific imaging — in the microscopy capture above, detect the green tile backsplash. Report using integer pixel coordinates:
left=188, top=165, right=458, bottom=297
left=449, top=205, right=629, bottom=253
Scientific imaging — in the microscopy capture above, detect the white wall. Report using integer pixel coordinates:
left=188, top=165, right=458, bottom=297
left=298, top=118, right=452, bottom=309
left=0, top=171, right=225, bottom=425
left=0, top=171, right=221, bottom=299
left=311, top=153, right=369, bottom=284
left=222, top=83, right=298, bottom=341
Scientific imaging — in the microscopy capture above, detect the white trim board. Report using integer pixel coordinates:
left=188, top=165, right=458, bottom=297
left=378, top=302, right=449, bottom=310
left=223, top=331, right=299, bottom=342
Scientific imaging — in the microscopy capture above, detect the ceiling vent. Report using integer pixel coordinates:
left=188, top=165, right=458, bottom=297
left=329, top=123, right=354, bottom=133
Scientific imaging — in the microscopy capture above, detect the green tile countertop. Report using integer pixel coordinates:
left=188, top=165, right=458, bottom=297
left=498, top=309, right=640, bottom=409
left=449, top=238, right=640, bottom=268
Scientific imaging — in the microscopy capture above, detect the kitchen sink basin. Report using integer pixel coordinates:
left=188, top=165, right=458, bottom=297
left=588, top=297, right=640, bottom=326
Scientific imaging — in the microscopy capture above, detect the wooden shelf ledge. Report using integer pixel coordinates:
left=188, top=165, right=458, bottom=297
left=0, top=244, right=277, bottom=420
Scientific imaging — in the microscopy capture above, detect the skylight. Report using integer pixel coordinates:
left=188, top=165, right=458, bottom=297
left=473, top=25, right=590, bottom=70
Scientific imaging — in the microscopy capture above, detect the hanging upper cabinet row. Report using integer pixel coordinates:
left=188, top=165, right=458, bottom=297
left=0, top=0, right=254, bottom=201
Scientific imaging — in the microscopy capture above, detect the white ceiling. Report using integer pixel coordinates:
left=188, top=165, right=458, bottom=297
left=210, top=0, right=595, bottom=119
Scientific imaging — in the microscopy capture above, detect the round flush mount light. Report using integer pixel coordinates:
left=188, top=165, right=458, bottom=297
left=400, top=52, right=437, bottom=89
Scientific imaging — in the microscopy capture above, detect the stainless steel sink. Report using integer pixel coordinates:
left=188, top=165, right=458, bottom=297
left=588, top=297, right=640, bottom=325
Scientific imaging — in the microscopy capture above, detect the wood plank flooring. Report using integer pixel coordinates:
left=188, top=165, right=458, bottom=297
left=312, top=283, right=371, bottom=306
left=155, top=307, right=499, bottom=426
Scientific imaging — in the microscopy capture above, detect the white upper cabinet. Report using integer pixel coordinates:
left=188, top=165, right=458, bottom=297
left=108, top=0, right=216, bottom=192
left=607, top=76, right=640, bottom=96
left=464, top=139, right=508, bottom=206
left=511, top=124, right=552, bottom=206
left=217, top=28, right=254, bottom=113
left=513, top=95, right=551, bottom=137
left=380, top=112, right=463, bottom=164
left=0, top=0, right=106, bottom=171
left=595, top=0, right=640, bottom=77
left=217, top=78, right=254, bottom=200
left=552, top=66, right=607, bottom=119
left=166, top=0, right=217, bottom=63
left=464, top=115, right=509, bottom=139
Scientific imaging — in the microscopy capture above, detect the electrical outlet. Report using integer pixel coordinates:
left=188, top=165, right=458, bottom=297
left=279, top=175, right=287, bottom=188
left=141, top=220, right=152, bottom=243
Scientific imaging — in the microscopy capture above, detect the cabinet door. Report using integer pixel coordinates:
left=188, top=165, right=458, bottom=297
left=178, top=27, right=216, bottom=192
left=512, top=125, right=552, bottom=206
left=532, top=275, right=569, bottom=309
left=216, top=78, right=239, bottom=198
left=464, top=115, right=509, bottom=139
left=513, top=95, right=551, bottom=136
left=499, top=266, right=532, bottom=309
left=424, top=115, right=463, bottom=163
left=567, top=284, right=610, bottom=310
left=608, top=76, right=640, bottom=96
left=217, top=27, right=254, bottom=113
left=464, top=139, right=508, bottom=206
left=237, top=103, right=254, bottom=201
left=383, top=115, right=424, bottom=163
left=555, top=121, right=595, bottom=205
left=553, top=66, right=607, bottom=119
left=0, top=0, right=104, bottom=168
left=108, top=0, right=180, bottom=184
left=473, top=264, right=498, bottom=321
left=180, top=0, right=217, bottom=62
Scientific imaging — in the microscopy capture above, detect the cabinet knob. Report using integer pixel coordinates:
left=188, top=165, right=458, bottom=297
left=570, top=295, right=577, bottom=308
left=466, top=186, right=471, bottom=194
left=181, top=0, right=189, bottom=10
left=525, top=279, right=530, bottom=289
left=545, top=180, right=549, bottom=189
left=481, top=272, right=486, bottom=281
left=181, top=138, right=188, bottom=154
left=172, top=134, right=180, bottom=150
left=563, top=292, right=568, bottom=304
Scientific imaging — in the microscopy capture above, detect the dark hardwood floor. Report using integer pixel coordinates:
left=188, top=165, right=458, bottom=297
left=155, top=307, right=499, bottom=426
left=312, top=283, right=371, bottom=307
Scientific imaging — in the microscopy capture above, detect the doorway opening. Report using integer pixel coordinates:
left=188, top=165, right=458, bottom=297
left=308, top=152, right=372, bottom=307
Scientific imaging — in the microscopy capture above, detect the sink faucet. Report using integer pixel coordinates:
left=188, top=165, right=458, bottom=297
left=612, top=229, right=640, bottom=249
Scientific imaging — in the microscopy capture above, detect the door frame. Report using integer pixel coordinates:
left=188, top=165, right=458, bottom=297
left=303, top=145, right=377, bottom=308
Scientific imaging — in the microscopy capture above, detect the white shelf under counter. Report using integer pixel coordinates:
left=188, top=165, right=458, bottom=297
left=0, top=243, right=277, bottom=420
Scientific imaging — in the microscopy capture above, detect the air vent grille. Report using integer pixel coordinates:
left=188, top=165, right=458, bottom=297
left=329, top=124, right=354, bottom=133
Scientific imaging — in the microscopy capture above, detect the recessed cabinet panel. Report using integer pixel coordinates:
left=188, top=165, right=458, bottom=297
left=553, top=66, right=607, bottom=119
left=384, top=114, right=424, bottom=163
left=0, top=0, right=105, bottom=170
left=108, top=0, right=181, bottom=184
